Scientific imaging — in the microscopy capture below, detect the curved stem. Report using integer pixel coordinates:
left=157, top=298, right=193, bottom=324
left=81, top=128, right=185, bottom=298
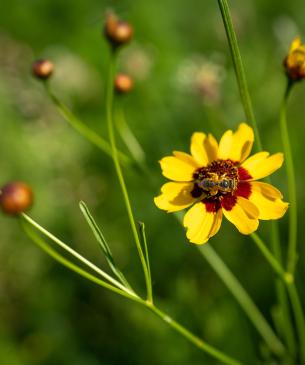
left=43, top=83, right=131, bottom=167
left=145, top=303, right=244, bottom=365
left=280, top=83, right=297, bottom=275
left=105, top=51, right=152, bottom=303
left=217, top=0, right=262, bottom=151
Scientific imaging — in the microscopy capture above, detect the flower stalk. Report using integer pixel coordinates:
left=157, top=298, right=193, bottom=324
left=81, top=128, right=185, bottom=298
left=280, top=82, right=297, bottom=276
left=105, top=50, right=152, bottom=303
left=217, top=0, right=262, bottom=151
left=279, top=81, right=305, bottom=363
left=43, top=82, right=131, bottom=166
left=22, top=209, right=243, bottom=365
left=216, top=0, right=297, bottom=357
left=251, top=232, right=305, bottom=363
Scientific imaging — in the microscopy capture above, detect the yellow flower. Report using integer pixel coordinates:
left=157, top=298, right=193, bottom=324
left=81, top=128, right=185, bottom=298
left=154, top=123, right=288, bottom=244
left=284, top=37, right=305, bottom=81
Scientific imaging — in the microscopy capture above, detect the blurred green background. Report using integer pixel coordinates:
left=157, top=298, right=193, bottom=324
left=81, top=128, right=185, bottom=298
left=1, top=0, right=305, bottom=364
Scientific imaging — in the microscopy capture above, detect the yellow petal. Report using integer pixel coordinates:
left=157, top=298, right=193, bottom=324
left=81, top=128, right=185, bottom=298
left=290, top=37, right=302, bottom=53
left=241, top=152, right=284, bottom=180
left=204, top=133, right=218, bottom=162
left=218, top=130, right=233, bottom=159
left=183, top=203, right=222, bottom=244
left=218, top=123, right=254, bottom=162
left=249, top=182, right=289, bottom=220
left=159, top=152, right=198, bottom=181
left=191, top=132, right=209, bottom=166
left=173, top=151, right=199, bottom=168
left=154, top=182, right=195, bottom=212
left=222, top=197, right=259, bottom=234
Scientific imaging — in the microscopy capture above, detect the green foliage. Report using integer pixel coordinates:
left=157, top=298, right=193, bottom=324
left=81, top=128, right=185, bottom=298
left=1, top=0, right=305, bottom=364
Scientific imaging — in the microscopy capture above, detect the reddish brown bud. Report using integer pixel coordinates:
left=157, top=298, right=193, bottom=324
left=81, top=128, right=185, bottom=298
left=114, top=74, right=134, bottom=94
left=32, top=59, right=54, bottom=80
left=104, top=12, right=133, bottom=48
left=0, top=182, right=33, bottom=215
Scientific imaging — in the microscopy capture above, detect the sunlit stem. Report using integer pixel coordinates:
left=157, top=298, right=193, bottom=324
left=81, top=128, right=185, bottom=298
left=280, top=82, right=297, bottom=275
left=279, top=81, right=305, bottom=363
left=145, top=302, right=244, bottom=365
left=105, top=50, right=152, bottom=303
left=21, top=214, right=250, bottom=364
left=43, top=82, right=131, bottom=167
left=22, top=218, right=140, bottom=301
left=217, top=0, right=262, bottom=151
left=21, top=213, right=135, bottom=296
left=217, top=0, right=294, bottom=355
left=103, top=102, right=285, bottom=354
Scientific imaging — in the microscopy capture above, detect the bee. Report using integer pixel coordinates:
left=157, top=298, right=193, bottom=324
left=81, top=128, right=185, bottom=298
left=197, top=173, right=237, bottom=196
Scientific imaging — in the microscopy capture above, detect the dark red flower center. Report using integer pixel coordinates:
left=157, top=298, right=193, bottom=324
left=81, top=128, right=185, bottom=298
left=191, top=159, right=252, bottom=213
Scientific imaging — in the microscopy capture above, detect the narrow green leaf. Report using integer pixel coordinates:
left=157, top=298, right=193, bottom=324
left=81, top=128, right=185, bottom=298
left=138, top=221, right=152, bottom=302
left=21, top=218, right=138, bottom=301
left=79, top=201, right=133, bottom=290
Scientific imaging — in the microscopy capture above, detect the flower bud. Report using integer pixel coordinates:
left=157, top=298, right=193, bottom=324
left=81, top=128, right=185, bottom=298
left=104, top=12, right=133, bottom=48
left=114, top=74, right=134, bottom=94
left=0, top=182, right=33, bottom=215
left=32, top=59, right=54, bottom=80
left=284, top=37, right=305, bottom=81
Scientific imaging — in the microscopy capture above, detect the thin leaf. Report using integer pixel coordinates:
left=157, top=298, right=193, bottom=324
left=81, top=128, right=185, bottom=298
left=21, top=213, right=132, bottom=294
left=138, top=221, right=152, bottom=301
left=79, top=201, right=133, bottom=290
left=21, top=218, right=138, bottom=301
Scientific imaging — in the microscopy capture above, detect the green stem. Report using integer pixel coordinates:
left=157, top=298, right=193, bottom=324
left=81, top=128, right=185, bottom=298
left=115, top=106, right=150, bottom=177
left=21, top=213, right=134, bottom=295
left=23, top=218, right=245, bottom=365
left=217, top=0, right=262, bottom=151
left=145, top=303, right=244, bottom=365
left=43, top=83, right=131, bottom=167
left=21, top=217, right=140, bottom=302
left=286, top=282, right=305, bottom=364
left=105, top=51, right=152, bottom=303
left=217, top=0, right=295, bottom=355
left=252, top=233, right=305, bottom=362
left=280, top=81, right=305, bottom=363
left=173, top=212, right=284, bottom=355
left=251, top=233, right=287, bottom=281
left=115, top=106, right=146, bottom=165
left=280, top=82, right=298, bottom=275
left=20, top=212, right=251, bottom=364
left=138, top=222, right=153, bottom=303
left=198, top=244, right=285, bottom=356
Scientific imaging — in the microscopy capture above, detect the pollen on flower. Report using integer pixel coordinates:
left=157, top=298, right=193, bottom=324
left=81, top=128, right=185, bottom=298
left=190, top=159, right=241, bottom=212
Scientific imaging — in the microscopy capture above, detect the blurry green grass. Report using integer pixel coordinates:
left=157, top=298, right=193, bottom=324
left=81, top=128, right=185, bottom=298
left=0, top=0, right=305, bottom=364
